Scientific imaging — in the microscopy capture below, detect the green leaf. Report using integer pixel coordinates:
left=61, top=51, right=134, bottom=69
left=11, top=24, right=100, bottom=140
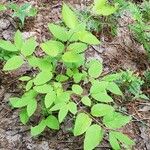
left=111, top=131, right=135, bottom=147
left=62, top=3, right=78, bottom=29
left=72, top=84, right=83, bottom=95
left=88, top=60, right=103, bottom=78
left=40, top=40, right=64, bottom=57
left=81, top=96, right=91, bottom=107
left=50, top=102, right=66, bottom=111
left=73, top=73, right=83, bottom=83
left=34, top=70, right=52, bottom=85
left=19, top=109, right=29, bottom=125
left=93, top=0, right=118, bottom=16
left=109, top=131, right=121, bottom=150
left=103, top=112, right=132, bottom=129
left=91, top=104, right=114, bottom=117
left=33, top=84, right=53, bottom=93
left=45, top=115, right=59, bottom=130
left=10, top=97, right=29, bottom=108
left=3, top=56, right=24, bottom=71
left=45, top=91, right=56, bottom=108
left=90, top=80, right=108, bottom=94
left=25, top=80, right=33, bottom=91
left=67, top=42, right=88, bottom=54
left=84, top=124, right=104, bottom=150
left=19, top=76, right=31, bottom=81
left=48, top=23, right=69, bottom=41
left=21, top=37, right=37, bottom=56
left=62, top=52, right=84, bottom=63
left=58, top=105, right=69, bottom=123
left=14, top=30, right=23, bottom=49
left=74, top=113, right=92, bottom=136
left=31, top=119, right=46, bottom=136
left=78, top=31, right=100, bottom=45
left=27, top=99, right=37, bottom=117
left=56, top=75, right=69, bottom=82
left=55, top=92, right=70, bottom=104
left=107, top=82, right=123, bottom=96
left=0, top=40, right=18, bottom=52
left=0, top=4, right=7, bottom=11
left=91, top=91, right=113, bottom=102
left=68, top=102, right=77, bottom=115
left=102, top=73, right=121, bottom=82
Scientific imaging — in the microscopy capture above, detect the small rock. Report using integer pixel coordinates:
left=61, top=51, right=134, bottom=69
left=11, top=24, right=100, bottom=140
left=0, top=19, right=10, bottom=30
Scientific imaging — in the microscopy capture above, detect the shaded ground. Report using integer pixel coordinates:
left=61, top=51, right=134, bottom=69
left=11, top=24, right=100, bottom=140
left=0, top=0, right=150, bottom=149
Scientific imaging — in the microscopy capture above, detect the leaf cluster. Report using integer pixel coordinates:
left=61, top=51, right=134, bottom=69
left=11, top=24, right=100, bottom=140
left=0, top=3, right=137, bottom=150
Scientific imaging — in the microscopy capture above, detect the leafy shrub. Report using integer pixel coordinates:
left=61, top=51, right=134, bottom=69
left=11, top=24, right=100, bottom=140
left=0, top=3, right=135, bottom=150
left=0, top=4, right=7, bottom=11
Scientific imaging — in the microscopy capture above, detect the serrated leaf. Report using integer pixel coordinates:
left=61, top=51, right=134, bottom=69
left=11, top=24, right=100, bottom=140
left=0, top=40, right=18, bottom=52
left=72, top=84, right=83, bottom=95
left=40, top=40, right=64, bottom=57
left=91, top=104, right=114, bottom=117
left=81, top=96, right=91, bottom=107
left=31, top=119, right=46, bottom=136
left=68, top=102, right=77, bottom=115
left=48, top=23, right=69, bottom=41
left=103, top=112, right=132, bottom=129
left=67, top=42, right=88, bottom=54
left=3, top=56, right=24, bottom=71
left=27, top=99, right=37, bottom=117
left=33, top=84, right=53, bottom=93
left=62, top=52, right=84, bottom=63
left=58, top=105, right=69, bottom=123
left=9, top=97, right=29, bottom=108
left=45, top=115, right=59, bottom=130
left=26, top=80, right=33, bottom=91
left=19, top=76, right=31, bottom=81
left=45, top=91, right=56, bottom=108
left=109, top=131, right=121, bottom=150
left=107, top=82, right=123, bottom=96
left=84, top=124, right=103, bottom=150
left=14, top=30, right=23, bottom=49
left=78, top=31, right=100, bottom=45
left=19, top=109, right=29, bottom=125
left=74, top=113, right=92, bottom=136
left=21, top=37, right=37, bottom=56
left=62, top=3, right=78, bottom=29
left=34, top=70, right=52, bottom=85
left=88, top=60, right=103, bottom=78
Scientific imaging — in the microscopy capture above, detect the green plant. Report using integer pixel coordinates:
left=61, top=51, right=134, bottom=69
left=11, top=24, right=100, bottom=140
left=128, top=2, right=150, bottom=53
left=75, top=0, right=118, bottom=36
left=0, top=4, right=7, bottom=11
left=8, top=3, right=37, bottom=27
left=1, top=3, right=135, bottom=150
left=117, top=70, right=148, bottom=100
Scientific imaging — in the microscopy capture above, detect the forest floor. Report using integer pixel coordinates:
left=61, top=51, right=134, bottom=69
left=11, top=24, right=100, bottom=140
left=0, top=0, right=150, bottom=150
